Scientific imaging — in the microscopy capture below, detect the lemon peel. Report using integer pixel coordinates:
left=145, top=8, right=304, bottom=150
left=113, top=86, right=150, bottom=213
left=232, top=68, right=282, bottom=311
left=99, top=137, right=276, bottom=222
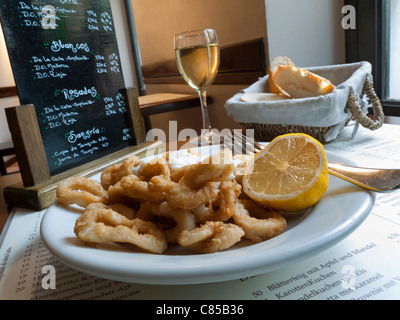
left=242, top=133, right=329, bottom=212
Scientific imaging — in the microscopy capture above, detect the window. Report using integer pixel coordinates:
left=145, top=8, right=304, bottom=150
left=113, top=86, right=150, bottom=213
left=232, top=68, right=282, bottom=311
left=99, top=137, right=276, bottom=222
left=345, top=0, right=400, bottom=116
left=389, top=0, right=400, bottom=100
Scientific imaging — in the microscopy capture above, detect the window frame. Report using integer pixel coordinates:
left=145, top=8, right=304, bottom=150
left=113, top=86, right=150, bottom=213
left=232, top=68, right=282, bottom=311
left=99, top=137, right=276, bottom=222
left=345, top=0, right=400, bottom=116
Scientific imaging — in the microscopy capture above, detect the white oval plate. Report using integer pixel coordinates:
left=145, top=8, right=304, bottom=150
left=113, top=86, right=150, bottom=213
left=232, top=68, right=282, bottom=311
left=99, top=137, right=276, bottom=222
left=40, top=151, right=375, bottom=285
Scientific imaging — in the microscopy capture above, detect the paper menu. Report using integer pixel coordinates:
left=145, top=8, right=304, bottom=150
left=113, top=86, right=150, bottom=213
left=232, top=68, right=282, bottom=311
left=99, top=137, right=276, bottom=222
left=1, top=198, right=400, bottom=300
left=324, top=123, right=400, bottom=168
left=0, top=124, right=400, bottom=300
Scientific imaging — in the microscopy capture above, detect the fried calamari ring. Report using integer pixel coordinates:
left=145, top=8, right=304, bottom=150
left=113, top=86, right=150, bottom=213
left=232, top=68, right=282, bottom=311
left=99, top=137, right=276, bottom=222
left=181, top=149, right=235, bottom=189
left=213, top=180, right=241, bottom=220
left=149, top=175, right=217, bottom=210
left=194, top=180, right=242, bottom=223
left=87, top=202, right=137, bottom=220
left=119, top=155, right=142, bottom=174
left=74, top=207, right=167, bottom=254
left=169, top=166, right=188, bottom=182
left=101, top=155, right=142, bottom=190
left=147, top=152, right=234, bottom=211
left=178, top=221, right=244, bottom=254
left=232, top=199, right=287, bottom=243
left=138, top=157, right=170, bottom=181
left=232, top=154, right=253, bottom=184
left=100, top=163, right=122, bottom=191
left=117, top=157, right=171, bottom=203
left=57, top=176, right=108, bottom=208
left=107, top=181, right=131, bottom=205
left=164, top=149, right=201, bottom=181
left=137, top=201, right=196, bottom=243
left=107, top=180, right=142, bottom=209
left=121, top=175, right=165, bottom=203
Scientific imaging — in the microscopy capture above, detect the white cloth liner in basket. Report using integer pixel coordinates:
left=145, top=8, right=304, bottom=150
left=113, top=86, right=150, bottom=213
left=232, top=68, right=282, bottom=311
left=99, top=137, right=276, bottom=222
left=224, top=61, right=383, bottom=142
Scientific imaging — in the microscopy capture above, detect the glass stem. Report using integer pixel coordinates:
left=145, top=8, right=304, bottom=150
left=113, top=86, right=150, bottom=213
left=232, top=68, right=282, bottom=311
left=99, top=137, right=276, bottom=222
left=198, top=90, right=212, bottom=134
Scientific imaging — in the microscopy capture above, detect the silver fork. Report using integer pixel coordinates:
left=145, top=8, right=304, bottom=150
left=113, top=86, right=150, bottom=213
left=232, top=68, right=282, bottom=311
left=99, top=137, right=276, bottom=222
left=222, top=130, right=400, bottom=192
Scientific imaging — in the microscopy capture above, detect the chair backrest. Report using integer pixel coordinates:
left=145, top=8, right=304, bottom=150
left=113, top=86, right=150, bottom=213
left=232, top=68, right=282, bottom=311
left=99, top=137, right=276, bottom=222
left=0, top=87, right=17, bottom=99
left=140, top=37, right=267, bottom=86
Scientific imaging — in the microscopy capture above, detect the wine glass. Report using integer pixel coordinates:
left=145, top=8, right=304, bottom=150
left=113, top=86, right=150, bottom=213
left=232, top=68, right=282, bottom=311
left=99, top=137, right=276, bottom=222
left=174, top=29, right=220, bottom=145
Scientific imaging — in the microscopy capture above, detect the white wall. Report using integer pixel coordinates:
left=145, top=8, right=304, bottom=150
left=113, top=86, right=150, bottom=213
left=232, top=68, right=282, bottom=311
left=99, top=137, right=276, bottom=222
left=265, top=0, right=345, bottom=68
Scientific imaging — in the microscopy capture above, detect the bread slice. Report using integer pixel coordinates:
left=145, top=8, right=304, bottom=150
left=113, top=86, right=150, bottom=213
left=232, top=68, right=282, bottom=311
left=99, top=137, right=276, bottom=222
left=272, top=65, right=335, bottom=98
left=267, top=56, right=295, bottom=95
left=241, top=92, right=289, bottom=102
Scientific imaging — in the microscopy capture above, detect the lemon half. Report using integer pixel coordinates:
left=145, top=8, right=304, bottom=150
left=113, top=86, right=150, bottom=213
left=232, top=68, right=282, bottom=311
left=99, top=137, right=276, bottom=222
left=242, top=133, right=329, bottom=212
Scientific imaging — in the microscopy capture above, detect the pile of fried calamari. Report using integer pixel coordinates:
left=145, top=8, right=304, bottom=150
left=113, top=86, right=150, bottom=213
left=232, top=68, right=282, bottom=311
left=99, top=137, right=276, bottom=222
left=56, top=149, right=287, bottom=254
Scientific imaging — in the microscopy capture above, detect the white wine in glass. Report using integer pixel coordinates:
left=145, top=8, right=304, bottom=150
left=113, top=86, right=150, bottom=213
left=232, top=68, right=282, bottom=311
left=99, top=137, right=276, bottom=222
left=175, top=29, right=220, bottom=145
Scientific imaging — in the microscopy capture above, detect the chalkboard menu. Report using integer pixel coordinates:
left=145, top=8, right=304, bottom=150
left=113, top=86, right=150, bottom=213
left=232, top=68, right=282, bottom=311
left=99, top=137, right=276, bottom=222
left=0, top=0, right=135, bottom=175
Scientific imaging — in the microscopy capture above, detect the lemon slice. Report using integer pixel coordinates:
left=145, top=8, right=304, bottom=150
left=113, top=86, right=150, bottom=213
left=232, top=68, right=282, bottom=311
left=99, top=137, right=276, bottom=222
left=242, top=133, right=329, bottom=212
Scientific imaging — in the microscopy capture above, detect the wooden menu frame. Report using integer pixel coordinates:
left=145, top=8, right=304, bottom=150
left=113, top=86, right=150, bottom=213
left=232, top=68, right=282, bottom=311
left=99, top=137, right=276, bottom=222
left=3, top=87, right=161, bottom=211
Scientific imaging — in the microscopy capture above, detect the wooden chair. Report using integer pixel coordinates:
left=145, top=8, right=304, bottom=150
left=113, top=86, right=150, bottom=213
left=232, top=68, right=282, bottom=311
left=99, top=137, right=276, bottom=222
left=0, top=141, right=15, bottom=175
left=138, top=93, right=207, bottom=132
left=135, top=37, right=267, bottom=133
left=0, top=87, right=18, bottom=175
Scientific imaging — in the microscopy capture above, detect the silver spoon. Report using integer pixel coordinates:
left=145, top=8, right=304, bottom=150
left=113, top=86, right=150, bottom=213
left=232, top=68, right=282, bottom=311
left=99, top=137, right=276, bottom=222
left=327, top=163, right=400, bottom=192
left=224, top=131, right=400, bottom=192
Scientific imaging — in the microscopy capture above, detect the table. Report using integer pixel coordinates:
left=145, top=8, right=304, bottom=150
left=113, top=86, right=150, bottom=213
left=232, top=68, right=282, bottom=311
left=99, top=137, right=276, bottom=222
left=1, top=123, right=400, bottom=301
left=0, top=141, right=16, bottom=176
left=0, top=172, right=20, bottom=233
left=138, top=93, right=206, bottom=132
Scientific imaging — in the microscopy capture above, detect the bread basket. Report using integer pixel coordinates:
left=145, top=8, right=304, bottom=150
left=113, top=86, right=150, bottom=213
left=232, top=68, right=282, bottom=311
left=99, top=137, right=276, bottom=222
left=224, top=61, right=384, bottom=143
